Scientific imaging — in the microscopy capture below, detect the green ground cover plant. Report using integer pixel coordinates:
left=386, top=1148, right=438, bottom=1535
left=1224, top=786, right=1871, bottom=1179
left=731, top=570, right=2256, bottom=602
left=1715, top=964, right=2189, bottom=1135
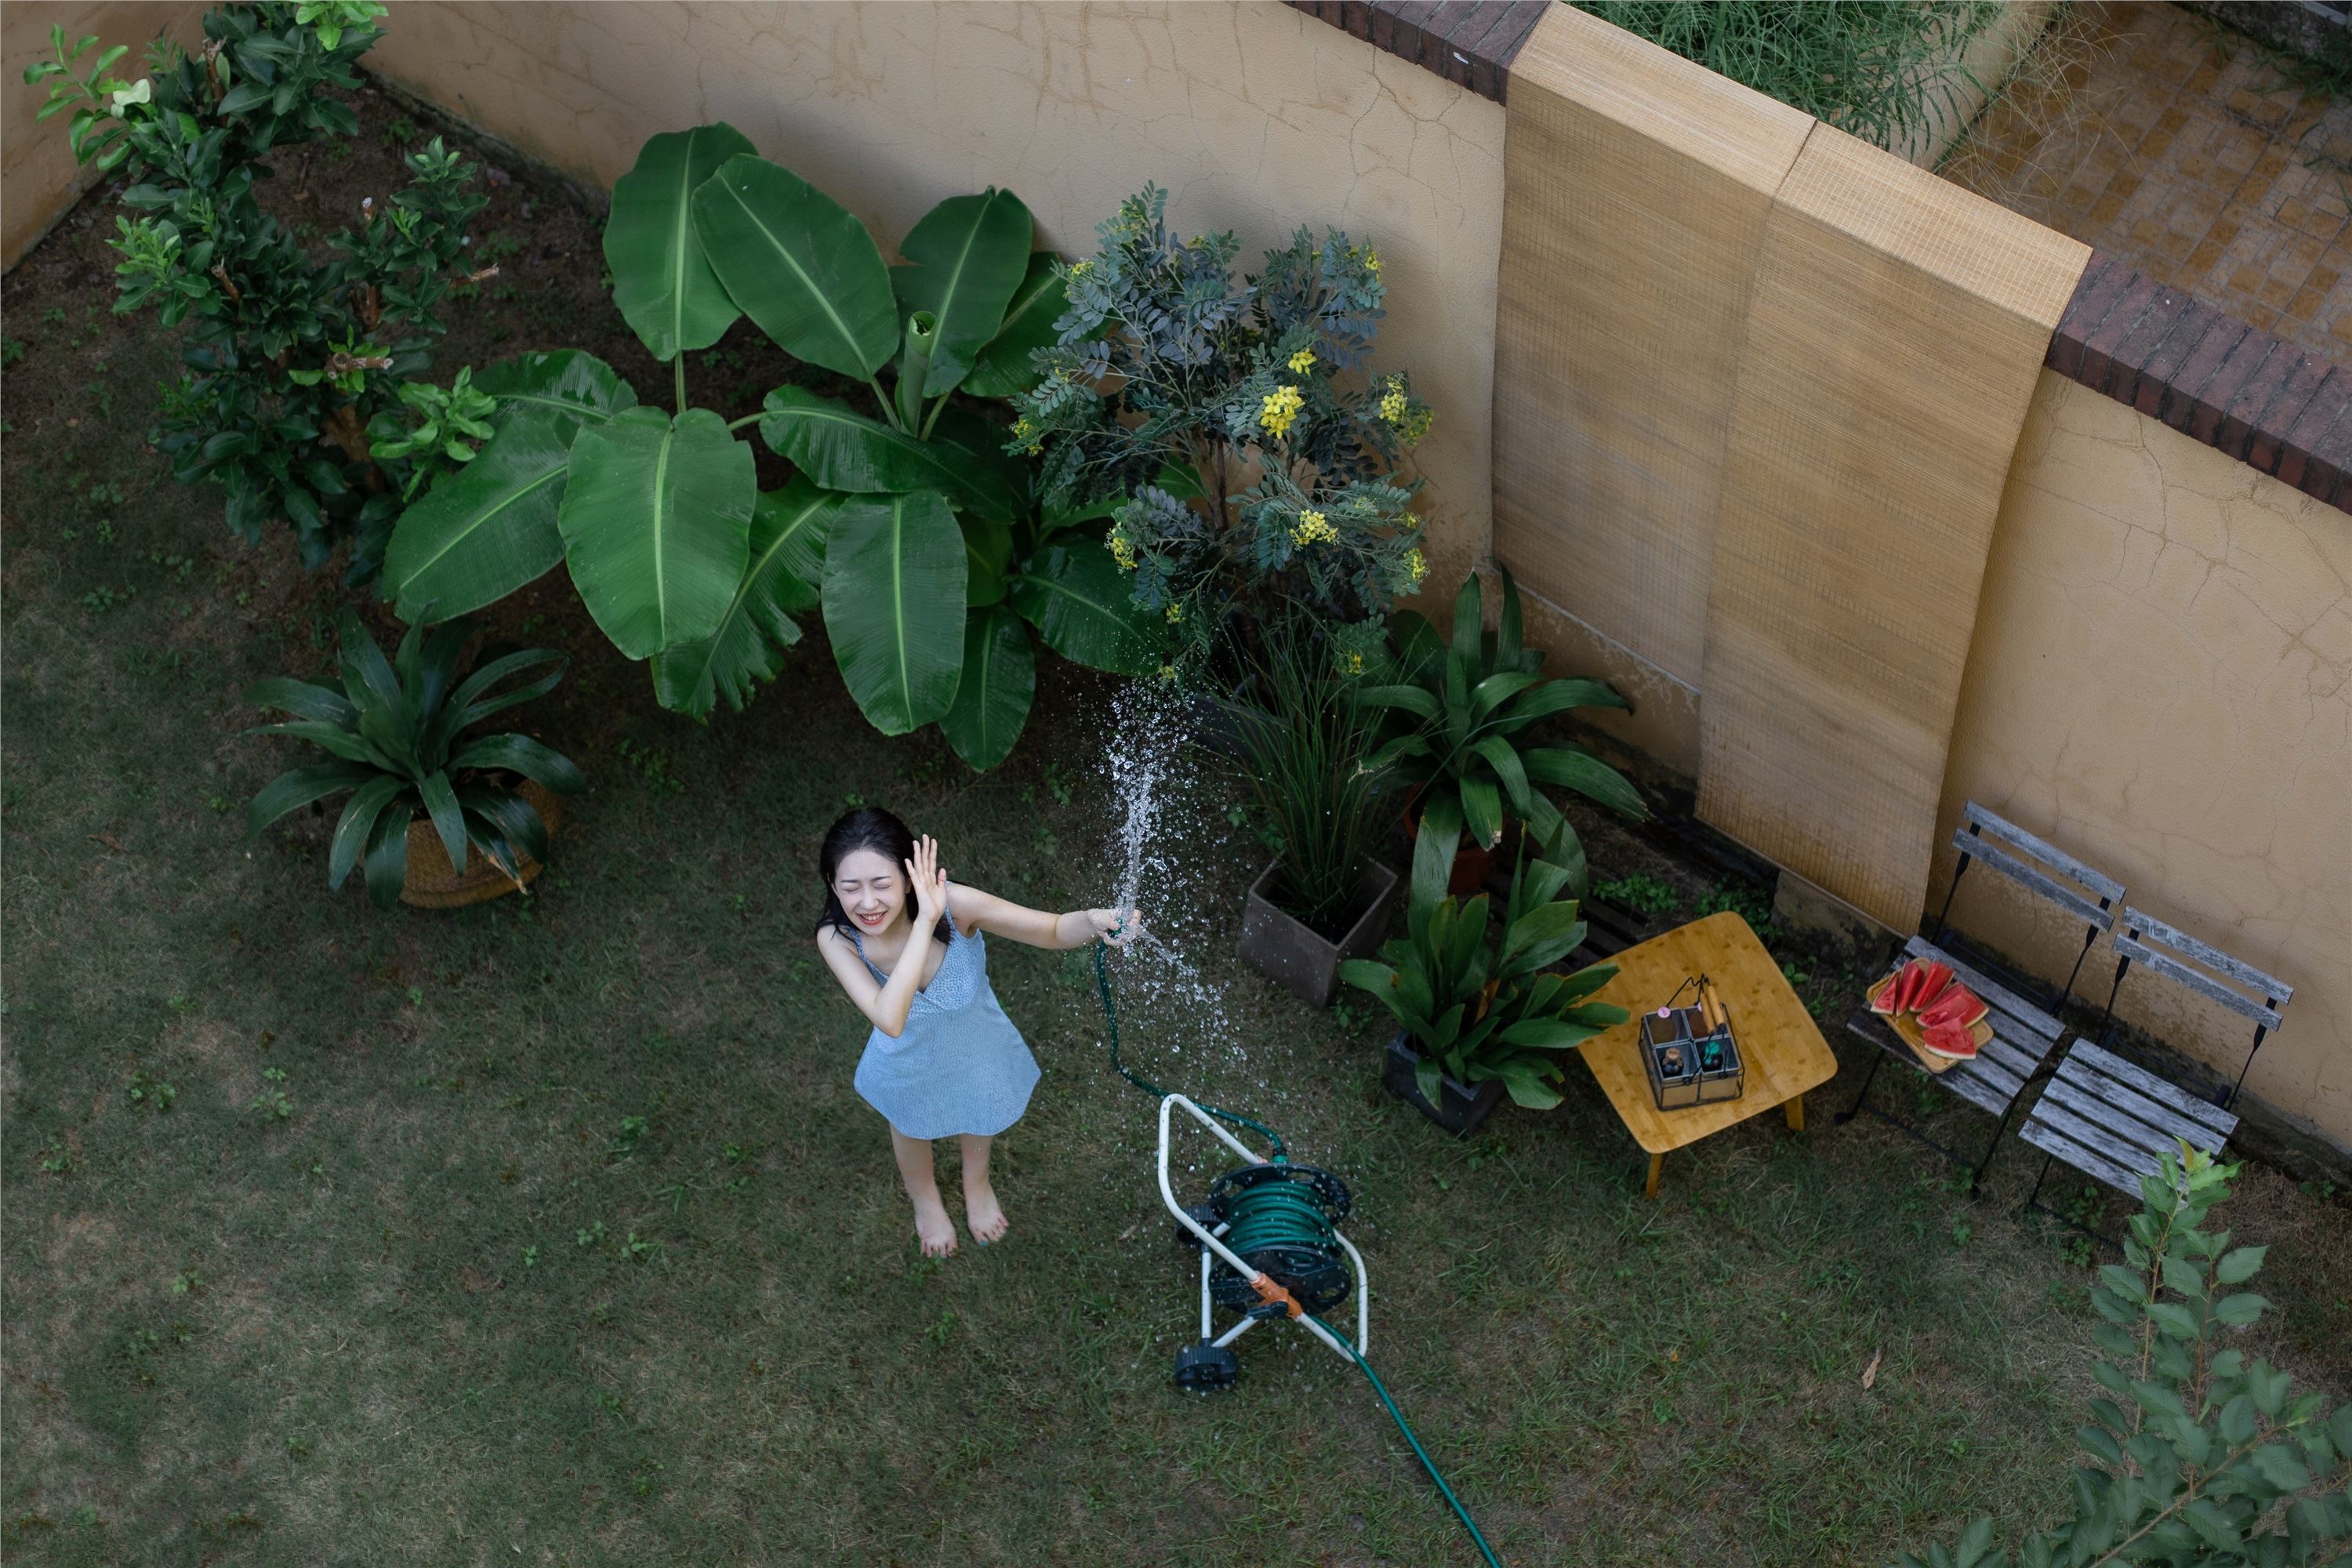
left=5, top=56, right=2349, bottom=1568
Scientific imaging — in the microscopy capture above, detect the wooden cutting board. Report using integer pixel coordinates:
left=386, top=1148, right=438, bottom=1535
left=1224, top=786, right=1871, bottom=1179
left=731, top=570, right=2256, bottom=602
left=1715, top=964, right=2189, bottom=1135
left=1865, top=971, right=1992, bottom=1076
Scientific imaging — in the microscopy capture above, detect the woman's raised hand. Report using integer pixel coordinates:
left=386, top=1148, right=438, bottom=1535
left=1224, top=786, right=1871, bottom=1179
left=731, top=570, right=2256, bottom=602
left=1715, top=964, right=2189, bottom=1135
left=905, top=835, right=948, bottom=925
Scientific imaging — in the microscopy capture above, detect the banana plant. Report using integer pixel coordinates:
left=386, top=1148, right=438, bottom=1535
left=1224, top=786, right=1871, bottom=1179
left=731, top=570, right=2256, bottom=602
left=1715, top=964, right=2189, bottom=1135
left=378, top=123, right=1163, bottom=768
left=1340, top=837, right=1628, bottom=1110
left=1357, top=563, right=1650, bottom=893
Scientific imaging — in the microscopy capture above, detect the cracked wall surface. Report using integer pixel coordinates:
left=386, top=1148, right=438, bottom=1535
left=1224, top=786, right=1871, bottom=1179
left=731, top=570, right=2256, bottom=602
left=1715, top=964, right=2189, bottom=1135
left=359, top=1, right=1506, bottom=595
left=1941, top=368, right=2351, bottom=1148
left=2, top=1, right=209, bottom=267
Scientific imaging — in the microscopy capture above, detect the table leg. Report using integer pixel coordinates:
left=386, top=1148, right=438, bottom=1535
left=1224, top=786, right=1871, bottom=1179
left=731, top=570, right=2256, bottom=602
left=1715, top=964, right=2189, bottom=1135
left=1644, top=1153, right=1663, bottom=1200
left=1784, top=1094, right=1806, bottom=1134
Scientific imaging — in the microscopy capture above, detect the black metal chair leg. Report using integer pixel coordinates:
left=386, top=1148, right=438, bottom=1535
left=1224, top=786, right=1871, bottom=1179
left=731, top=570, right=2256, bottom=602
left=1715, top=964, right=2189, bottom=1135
left=1964, top=1102, right=2017, bottom=1201
left=2019, top=1152, right=2053, bottom=1220
left=1835, top=1051, right=1885, bottom=1126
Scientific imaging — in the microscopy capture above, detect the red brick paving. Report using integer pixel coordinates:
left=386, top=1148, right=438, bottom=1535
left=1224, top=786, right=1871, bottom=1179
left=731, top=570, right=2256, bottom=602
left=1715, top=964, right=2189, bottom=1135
left=1944, top=1, right=2352, bottom=367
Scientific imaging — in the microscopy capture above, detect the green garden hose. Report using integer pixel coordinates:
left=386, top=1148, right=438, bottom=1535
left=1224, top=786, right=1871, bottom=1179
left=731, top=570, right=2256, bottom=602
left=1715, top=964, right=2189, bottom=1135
left=1091, top=942, right=1503, bottom=1568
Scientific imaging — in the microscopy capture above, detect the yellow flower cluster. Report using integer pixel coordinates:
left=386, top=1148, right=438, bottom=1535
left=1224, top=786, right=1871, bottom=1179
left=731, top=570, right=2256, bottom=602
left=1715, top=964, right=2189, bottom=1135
left=1365, top=249, right=1381, bottom=275
left=1379, top=385, right=1408, bottom=425
left=1109, top=529, right=1137, bottom=571
left=1378, top=374, right=1434, bottom=443
left=1012, top=416, right=1040, bottom=456
left=1341, top=650, right=1365, bottom=675
left=1069, top=258, right=1094, bottom=279
left=1157, top=662, right=1178, bottom=684
left=1164, top=601, right=1185, bottom=624
left=1290, top=508, right=1338, bottom=547
left=1287, top=347, right=1316, bottom=375
left=1259, top=384, right=1304, bottom=440
left=1404, top=546, right=1427, bottom=588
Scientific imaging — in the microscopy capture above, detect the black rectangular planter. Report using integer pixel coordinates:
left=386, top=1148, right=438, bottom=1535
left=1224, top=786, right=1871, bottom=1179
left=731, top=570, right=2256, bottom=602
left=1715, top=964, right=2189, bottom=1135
left=1383, top=1032, right=1508, bottom=1138
left=1238, top=859, right=1399, bottom=1007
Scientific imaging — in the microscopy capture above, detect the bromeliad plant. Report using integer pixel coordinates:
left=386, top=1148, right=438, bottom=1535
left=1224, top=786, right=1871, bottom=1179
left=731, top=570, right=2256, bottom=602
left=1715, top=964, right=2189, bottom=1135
left=27, top=5, right=490, bottom=575
left=244, top=610, right=586, bottom=908
left=1359, top=564, right=1649, bottom=886
left=1339, top=831, right=1628, bottom=1110
left=1896, top=1145, right=2350, bottom=1568
left=379, top=124, right=1163, bottom=769
left=1014, top=184, right=1436, bottom=666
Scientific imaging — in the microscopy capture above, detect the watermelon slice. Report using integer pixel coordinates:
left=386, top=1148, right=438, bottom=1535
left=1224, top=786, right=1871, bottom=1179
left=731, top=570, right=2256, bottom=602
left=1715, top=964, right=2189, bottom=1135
left=1869, top=967, right=1906, bottom=1014
left=1922, top=1018, right=1980, bottom=1060
left=1918, top=984, right=1988, bottom=1031
left=1900, top=960, right=1952, bottom=1015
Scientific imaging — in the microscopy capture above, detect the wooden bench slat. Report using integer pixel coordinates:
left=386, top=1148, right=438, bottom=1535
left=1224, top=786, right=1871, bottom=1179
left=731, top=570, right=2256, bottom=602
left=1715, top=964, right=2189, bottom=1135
left=2063, top=1041, right=2239, bottom=1140
left=1962, top=1044, right=2032, bottom=1101
left=1902, top=936, right=2065, bottom=1040
left=2122, top=907, right=2293, bottom=1004
left=2020, top=1113, right=2149, bottom=1198
left=1982, top=1018, right=2059, bottom=1073
left=2038, top=1074, right=2229, bottom=1159
left=1951, top=833, right=2120, bottom=932
left=1959, top=800, right=2128, bottom=902
left=1942, top=1063, right=2016, bottom=1118
left=2114, top=932, right=2288, bottom=1030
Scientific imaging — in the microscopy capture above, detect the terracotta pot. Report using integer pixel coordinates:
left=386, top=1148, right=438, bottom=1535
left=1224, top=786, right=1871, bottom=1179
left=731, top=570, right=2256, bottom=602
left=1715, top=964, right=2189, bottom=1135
left=1382, top=1032, right=1507, bottom=1138
left=1401, top=786, right=1501, bottom=896
left=1237, top=859, right=1400, bottom=1007
left=399, top=779, right=564, bottom=909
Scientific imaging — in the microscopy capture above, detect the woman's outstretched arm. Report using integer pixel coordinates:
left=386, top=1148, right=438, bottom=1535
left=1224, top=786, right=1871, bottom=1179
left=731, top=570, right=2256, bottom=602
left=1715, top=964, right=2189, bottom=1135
left=949, top=884, right=1138, bottom=952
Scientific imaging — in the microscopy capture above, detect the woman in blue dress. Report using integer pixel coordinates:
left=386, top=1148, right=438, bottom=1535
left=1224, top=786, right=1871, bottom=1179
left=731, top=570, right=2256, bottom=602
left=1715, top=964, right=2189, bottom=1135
left=814, top=808, right=1134, bottom=1258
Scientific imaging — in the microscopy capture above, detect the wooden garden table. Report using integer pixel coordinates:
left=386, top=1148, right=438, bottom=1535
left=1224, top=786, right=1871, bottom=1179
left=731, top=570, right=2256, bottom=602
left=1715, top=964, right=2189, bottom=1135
left=1576, top=911, right=1838, bottom=1198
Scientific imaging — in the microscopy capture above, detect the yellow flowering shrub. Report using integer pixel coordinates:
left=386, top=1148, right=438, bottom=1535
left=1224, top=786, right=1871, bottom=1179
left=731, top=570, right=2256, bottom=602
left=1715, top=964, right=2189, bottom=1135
left=1259, top=384, right=1304, bottom=440
left=1290, top=509, right=1338, bottom=547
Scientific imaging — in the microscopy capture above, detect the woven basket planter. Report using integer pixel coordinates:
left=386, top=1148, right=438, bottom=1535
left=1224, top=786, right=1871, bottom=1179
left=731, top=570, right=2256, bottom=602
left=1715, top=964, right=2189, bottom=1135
left=399, top=779, right=564, bottom=909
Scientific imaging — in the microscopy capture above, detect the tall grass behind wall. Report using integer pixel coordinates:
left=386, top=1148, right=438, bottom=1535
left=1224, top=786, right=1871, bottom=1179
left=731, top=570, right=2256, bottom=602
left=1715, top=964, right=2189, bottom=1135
left=1573, top=0, right=2011, bottom=153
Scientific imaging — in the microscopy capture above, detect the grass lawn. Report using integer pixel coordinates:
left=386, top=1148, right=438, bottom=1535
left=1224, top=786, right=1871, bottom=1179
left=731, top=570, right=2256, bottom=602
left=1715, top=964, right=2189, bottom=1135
left=5, top=78, right=2347, bottom=1568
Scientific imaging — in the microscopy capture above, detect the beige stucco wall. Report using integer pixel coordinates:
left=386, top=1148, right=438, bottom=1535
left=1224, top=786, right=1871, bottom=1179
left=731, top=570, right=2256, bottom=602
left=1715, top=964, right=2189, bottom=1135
left=358, top=0, right=1505, bottom=596
left=1940, top=368, right=2351, bottom=1145
left=2, top=0, right=208, bottom=268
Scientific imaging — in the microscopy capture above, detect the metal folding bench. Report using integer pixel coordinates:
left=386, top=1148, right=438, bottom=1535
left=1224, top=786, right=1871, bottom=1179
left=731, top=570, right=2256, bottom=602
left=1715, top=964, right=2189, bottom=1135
left=1837, top=800, right=2124, bottom=1197
left=2020, top=907, right=2294, bottom=1232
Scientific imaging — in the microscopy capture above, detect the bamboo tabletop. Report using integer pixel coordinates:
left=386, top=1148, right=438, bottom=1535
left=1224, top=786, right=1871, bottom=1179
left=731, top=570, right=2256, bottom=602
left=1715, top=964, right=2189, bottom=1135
left=1576, top=911, right=1839, bottom=1156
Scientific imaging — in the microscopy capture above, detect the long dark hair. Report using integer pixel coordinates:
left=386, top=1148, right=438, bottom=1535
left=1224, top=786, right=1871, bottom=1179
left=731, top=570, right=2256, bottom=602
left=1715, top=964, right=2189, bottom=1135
left=815, top=807, right=953, bottom=945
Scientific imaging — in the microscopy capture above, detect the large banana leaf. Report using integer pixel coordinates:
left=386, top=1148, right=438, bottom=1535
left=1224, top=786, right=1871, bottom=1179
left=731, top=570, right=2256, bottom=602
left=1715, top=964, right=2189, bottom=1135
left=474, top=350, right=640, bottom=435
left=1007, top=539, right=1162, bottom=677
left=939, top=605, right=1035, bottom=771
left=758, top=387, right=1018, bottom=519
left=960, top=252, right=1069, bottom=400
left=652, top=478, right=842, bottom=717
left=604, top=123, right=755, bottom=361
left=822, top=490, right=965, bottom=735
left=383, top=351, right=636, bottom=624
left=557, top=406, right=755, bottom=660
left=961, top=515, right=1013, bottom=609
left=888, top=189, right=1033, bottom=397
left=692, top=153, right=898, bottom=379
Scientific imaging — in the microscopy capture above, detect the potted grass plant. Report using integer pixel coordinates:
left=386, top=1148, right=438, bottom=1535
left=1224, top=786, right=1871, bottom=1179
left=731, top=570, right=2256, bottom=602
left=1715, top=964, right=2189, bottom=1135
left=1225, top=621, right=1398, bottom=1006
left=243, top=609, right=586, bottom=908
left=1359, top=564, right=1650, bottom=895
left=1341, top=824, right=1628, bottom=1136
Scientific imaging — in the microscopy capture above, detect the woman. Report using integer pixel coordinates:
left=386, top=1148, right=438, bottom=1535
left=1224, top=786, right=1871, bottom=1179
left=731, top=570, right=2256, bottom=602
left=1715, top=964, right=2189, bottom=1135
left=814, top=807, right=1134, bottom=1258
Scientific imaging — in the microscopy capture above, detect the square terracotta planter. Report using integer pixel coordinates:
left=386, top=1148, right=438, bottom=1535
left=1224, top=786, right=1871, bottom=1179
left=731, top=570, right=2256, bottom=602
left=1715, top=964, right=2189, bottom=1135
left=1382, top=1032, right=1508, bottom=1138
left=1237, top=860, right=1399, bottom=1007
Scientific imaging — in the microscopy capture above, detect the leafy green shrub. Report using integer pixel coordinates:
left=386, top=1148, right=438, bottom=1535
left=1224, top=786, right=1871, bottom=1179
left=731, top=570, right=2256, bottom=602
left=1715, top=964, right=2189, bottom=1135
left=378, top=125, right=1163, bottom=768
left=26, top=4, right=489, bottom=576
left=1358, top=564, right=1647, bottom=880
left=1576, top=1, right=2006, bottom=153
left=1014, top=184, right=1434, bottom=667
left=1341, top=837, right=1627, bottom=1109
left=243, top=609, right=585, bottom=907
left=1897, top=1145, right=2351, bottom=1568
left=1218, top=621, right=1392, bottom=936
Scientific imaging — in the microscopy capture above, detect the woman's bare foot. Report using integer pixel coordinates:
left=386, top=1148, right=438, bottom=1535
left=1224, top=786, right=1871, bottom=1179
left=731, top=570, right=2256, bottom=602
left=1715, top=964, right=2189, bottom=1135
left=912, top=1191, right=958, bottom=1258
left=964, top=1179, right=1009, bottom=1245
